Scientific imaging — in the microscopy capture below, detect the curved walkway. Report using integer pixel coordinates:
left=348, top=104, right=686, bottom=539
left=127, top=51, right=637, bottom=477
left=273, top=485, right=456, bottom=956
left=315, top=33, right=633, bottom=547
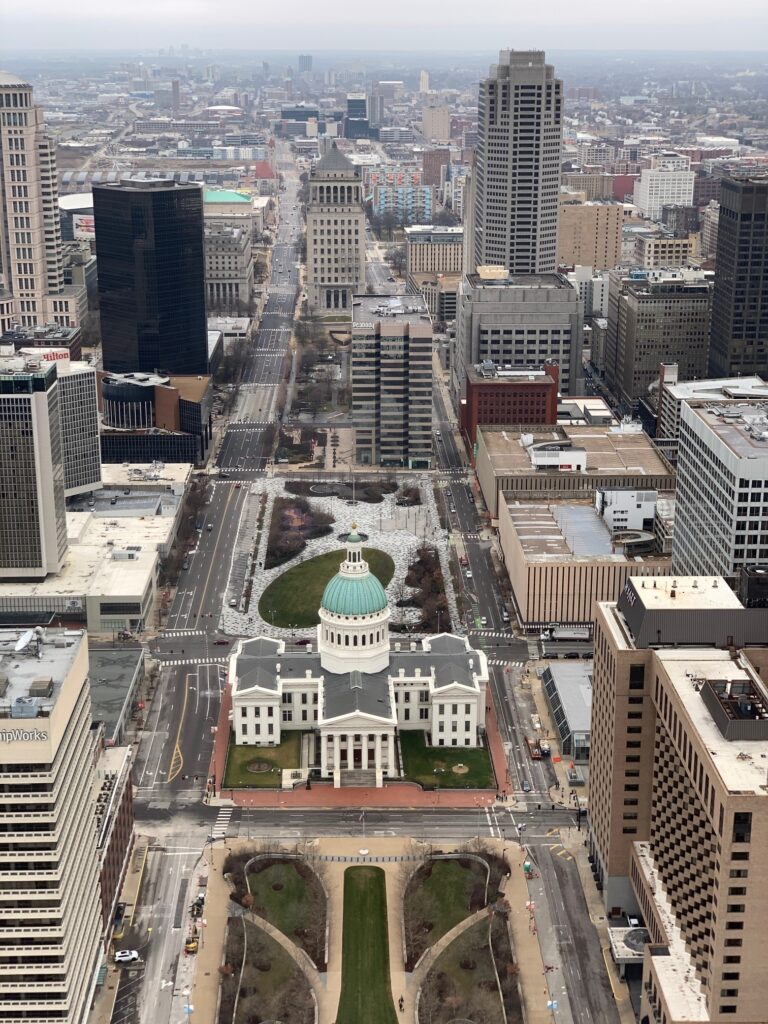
left=405, top=908, right=488, bottom=1015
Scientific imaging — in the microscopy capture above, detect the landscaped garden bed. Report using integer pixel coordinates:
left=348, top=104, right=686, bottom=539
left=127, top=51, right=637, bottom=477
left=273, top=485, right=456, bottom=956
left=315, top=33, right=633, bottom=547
left=392, top=544, right=450, bottom=634
left=264, top=495, right=335, bottom=569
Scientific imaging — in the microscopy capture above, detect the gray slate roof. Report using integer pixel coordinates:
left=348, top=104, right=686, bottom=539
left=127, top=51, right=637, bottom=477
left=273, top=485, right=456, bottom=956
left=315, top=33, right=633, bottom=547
left=323, top=669, right=392, bottom=721
left=232, top=634, right=482, bottom=717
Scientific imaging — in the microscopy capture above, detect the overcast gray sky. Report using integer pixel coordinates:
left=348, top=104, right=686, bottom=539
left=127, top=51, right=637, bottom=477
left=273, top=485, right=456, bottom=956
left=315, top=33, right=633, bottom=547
left=1, top=0, right=767, bottom=51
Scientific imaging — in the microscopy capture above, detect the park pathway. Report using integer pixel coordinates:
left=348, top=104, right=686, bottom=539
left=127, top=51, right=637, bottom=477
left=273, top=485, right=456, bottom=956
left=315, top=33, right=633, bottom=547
left=189, top=837, right=555, bottom=1024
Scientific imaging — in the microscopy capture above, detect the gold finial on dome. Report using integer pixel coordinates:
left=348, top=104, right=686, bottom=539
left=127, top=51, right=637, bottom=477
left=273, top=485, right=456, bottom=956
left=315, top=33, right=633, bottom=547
left=351, top=521, right=357, bottom=530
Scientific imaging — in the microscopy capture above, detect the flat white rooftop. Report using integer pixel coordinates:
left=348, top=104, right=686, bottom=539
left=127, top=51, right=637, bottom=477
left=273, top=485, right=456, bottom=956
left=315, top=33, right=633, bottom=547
left=660, top=647, right=768, bottom=793
left=0, top=629, right=85, bottom=711
left=99, top=462, right=191, bottom=490
left=687, top=400, right=768, bottom=460
left=631, top=575, right=742, bottom=612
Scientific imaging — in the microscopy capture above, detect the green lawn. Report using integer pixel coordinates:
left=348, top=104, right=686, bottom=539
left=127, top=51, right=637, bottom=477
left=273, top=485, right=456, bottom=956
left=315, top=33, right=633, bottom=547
left=400, top=731, right=496, bottom=790
left=248, top=861, right=326, bottom=965
left=259, top=547, right=394, bottom=628
left=223, top=733, right=302, bottom=788
left=336, top=867, right=398, bottom=1024
left=403, top=859, right=486, bottom=964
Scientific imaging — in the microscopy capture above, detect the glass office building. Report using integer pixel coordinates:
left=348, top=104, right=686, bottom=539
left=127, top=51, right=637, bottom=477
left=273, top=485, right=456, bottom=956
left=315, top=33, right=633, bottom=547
left=93, top=180, right=208, bottom=374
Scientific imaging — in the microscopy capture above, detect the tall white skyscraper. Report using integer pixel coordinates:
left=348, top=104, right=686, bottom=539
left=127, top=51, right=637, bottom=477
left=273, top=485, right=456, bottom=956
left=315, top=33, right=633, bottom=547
left=673, top=399, right=768, bottom=577
left=0, top=354, right=67, bottom=578
left=0, top=72, right=85, bottom=331
left=472, top=50, right=563, bottom=275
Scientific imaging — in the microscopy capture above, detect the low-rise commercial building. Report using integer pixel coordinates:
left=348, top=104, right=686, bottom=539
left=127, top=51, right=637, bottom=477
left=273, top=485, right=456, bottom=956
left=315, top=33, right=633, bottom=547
left=405, top=225, right=464, bottom=277
left=407, top=272, right=460, bottom=323
left=94, top=745, right=134, bottom=938
left=475, top=421, right=674, bottom=518
left=498, top=498, right=669, bottom=627
left=459, top=361, right=559, bottom=447
left=541, top=661, right=592, bottom=762
left=0, top=489, right=181, bottom=634
left=97, top=371, right=213, bottom=466
left=634, top=233, right=692, bottom=268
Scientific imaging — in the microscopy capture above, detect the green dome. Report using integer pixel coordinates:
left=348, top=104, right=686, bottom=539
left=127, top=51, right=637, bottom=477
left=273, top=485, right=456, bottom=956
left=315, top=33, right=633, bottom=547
left=321, top=571, right=388, bottom=617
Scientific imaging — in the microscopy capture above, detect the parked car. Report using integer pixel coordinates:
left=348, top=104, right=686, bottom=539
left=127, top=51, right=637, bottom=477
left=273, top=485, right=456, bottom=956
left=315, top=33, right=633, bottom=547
left=465, top=570, right=473, bottom=579
left=184, top=938, right=199, bottom=955
left=213, top=639, right=229, bottom=646
left=480, top=616, right=488, bottom=626
left=522, top=780, right=532, bottom=793
left=115, top=950, right=139, bottom=964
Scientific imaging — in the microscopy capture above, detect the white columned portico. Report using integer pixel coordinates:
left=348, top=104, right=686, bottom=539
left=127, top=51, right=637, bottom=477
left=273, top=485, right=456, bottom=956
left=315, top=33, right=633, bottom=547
left=333, top=734, right=340, bottom=771
left=361, top=735, right=368, bottom=770
left=321, top=734, right=329, bottom=776
left=375, top=733, right=382, bottom=770
left=386, top=734, right=394, bottom=773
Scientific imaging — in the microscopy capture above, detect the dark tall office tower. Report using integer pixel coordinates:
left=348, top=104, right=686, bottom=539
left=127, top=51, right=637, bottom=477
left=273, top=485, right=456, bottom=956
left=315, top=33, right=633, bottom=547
left=473, top=50, right=562, bottom=275
left=708, top=175, right=768, bottom=378
left=93, top=180, right=208, bottom=375
left=298, top=54, right=313, bottom=73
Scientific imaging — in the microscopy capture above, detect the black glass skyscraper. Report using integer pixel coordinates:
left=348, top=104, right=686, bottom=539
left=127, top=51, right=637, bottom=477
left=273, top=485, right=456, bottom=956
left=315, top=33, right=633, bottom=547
left=93, top=180, right=208, bottom=375
left=708, top=175, right=768, bottom=378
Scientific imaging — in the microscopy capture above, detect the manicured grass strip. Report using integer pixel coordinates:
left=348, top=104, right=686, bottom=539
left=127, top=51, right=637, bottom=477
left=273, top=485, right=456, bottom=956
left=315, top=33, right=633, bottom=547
left=259, top=547, right=394, bottom=628
left=335, top=867, right=398, bottom=1024
left=223, top=733, right=302, bottom=788
left=400, top=730, right=496, bottom=790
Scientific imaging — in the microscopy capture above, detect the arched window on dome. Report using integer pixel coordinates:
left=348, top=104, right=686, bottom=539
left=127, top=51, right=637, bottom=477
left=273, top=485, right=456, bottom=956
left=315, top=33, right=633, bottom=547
left=370, top=633, right=374, bottom=645
left=345, top=635, right=349, bottom=646
left=353, top=635, right=358, bottom=646
left=361, top=635, right=366, bottom=646
left=337, top=633, right=341, bottom=644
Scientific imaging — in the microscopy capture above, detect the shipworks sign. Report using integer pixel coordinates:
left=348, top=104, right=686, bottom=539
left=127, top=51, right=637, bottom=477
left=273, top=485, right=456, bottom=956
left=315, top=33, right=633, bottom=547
left=0, top=728, right=48, bottom=742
